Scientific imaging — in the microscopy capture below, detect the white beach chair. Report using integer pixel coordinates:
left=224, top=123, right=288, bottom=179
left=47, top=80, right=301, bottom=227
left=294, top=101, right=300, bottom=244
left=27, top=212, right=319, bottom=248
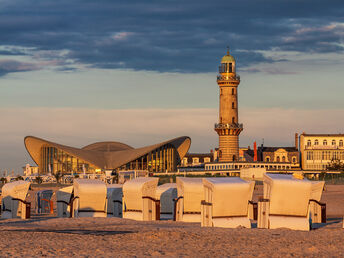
left=122, top=177, right=159, bottom=221
left=156, top=183, right=177, bottom=220
left=309, top=181, right=326, bottom=223
left=1, top=181, right=31, bottom=219
left=174, top=177, right=204, bottom=222
left=107, top=184, right=123, bottom=217
left=56, top=186, right=74, bottom=218
left=258, top=173, right=325, bottom=231
left=72, top=179, right=107, bottom=218
left=201, top=177, right=255, bottom=228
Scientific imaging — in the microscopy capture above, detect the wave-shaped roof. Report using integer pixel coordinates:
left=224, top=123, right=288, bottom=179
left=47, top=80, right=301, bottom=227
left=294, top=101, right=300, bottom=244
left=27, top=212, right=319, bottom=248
left=24, top=136, right=191, bottom=170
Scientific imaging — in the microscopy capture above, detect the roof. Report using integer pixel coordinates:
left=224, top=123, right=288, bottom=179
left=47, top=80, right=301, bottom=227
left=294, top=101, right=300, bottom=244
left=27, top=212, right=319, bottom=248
left=301, top=133, right=344, bottom=137
left=221, top=54, right=235, bottom=63
left=259, top=147, right=298, bottom=152
left=24, top=136, right=191, bottom=170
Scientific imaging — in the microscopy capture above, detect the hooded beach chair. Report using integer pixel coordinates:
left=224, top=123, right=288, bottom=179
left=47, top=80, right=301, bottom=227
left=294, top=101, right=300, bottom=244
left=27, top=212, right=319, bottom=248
left=36, top=190, right=54, bottom=214
left=258, top=173, right=325, bottom=231
left=309, top=180, right=326, bottom=223
left=201, top=177, right=255, bottom=228
left=174, top=177, right=204, bottom=222
left=1, top=180, right=31, bottom=219
left=107, top=184, right=123, bottom=217
left=156, top=183, right=177, bottom=220
left=122, top=177, right=159, bottom=221
left=72, top=179, right=107, bottom=217
left=56, top=186, right=73, bottom=218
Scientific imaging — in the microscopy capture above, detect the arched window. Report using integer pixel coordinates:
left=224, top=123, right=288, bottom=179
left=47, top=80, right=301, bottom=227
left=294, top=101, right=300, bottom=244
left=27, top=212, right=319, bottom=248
left=232, top=88, right=235, bottom=95
left=232, top=117, right=235, bottom=123
left=282, top=156, right=286, bottom=162
left=232, top=102, right=235, bottom=109
left=323, top=140, right=327, bottom=146
left=340, top=140, right=343, bottom=147
left=307, top=140, right=311, bottom=146
left=332, top=140, right=336, bottom=146
left=232, top=155, right=236, bottom=161
left=315, top=139, right=319, bottom=145
left=276, top=156, right=280, bottom=162
left=292, top=157, right=296, bottom=163
left=265, top=156, right=270, bottom=162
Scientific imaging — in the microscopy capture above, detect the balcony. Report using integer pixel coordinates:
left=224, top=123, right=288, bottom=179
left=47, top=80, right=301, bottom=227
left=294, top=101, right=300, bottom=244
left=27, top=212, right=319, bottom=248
left=217, top=75, right=240, bottom=81
left=214, top=123, right=243, bottom=130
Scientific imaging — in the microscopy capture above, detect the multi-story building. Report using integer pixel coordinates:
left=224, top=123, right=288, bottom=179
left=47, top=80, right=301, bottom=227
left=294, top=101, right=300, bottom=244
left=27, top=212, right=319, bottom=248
left=181, top=153, right=213, bottom=167
left=300, top=133, right=344, bottom=170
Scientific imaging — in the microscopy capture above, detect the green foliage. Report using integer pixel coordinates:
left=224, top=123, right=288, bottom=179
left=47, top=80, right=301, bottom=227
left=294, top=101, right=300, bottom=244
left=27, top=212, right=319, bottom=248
left=35, top=176, right=43, bottom=184
left=16, top=175, right=24, bottom=181
left=327, top=158, right=344, bottom=172
left=74, top=174, right=79, bottom=178
left=0, top=177, right=7, bottom=184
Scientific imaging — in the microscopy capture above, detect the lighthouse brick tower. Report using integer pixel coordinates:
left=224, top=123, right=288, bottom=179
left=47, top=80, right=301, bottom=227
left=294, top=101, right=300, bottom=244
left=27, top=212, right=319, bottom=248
left=214, top=48, right=243, bottom=162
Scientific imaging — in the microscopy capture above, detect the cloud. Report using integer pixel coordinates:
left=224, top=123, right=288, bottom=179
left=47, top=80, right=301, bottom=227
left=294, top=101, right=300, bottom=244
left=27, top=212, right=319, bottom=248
left=0, top=59, right=40, bottom=76
left=0, top=0, right=343, bottom=74
left=1, top=107, right=344, bottom=172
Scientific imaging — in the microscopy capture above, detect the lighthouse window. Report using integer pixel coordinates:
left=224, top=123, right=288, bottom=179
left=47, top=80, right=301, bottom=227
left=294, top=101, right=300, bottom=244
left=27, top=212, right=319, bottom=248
left=232, top=88, right=235, bottom=95
left=232, top=102, right=235, bottom=109
left=232, top=117, right=235, bottom=123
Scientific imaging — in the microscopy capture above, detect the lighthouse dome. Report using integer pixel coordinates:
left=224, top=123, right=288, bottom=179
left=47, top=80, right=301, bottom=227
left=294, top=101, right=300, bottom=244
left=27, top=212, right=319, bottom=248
left=221, top=54, right=235, bottom=63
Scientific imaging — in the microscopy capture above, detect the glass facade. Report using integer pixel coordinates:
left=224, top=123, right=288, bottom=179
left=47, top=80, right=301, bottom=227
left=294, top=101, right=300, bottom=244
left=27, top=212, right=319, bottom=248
left=40, top=143, right=179, bottom=174
left=118, top=144, right=179, bottom=173
left=40, top=145, right=98, bottom=174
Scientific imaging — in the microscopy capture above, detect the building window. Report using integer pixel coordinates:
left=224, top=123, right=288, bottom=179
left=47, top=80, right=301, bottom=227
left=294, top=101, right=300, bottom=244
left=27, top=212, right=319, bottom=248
left=232, top=117, right=235, bottom=123
left=339, top=140, right=343, bottom=147
left=232, top=88, right=235, bottom=95
left=323, top=140, right=327, bottom=146
left=315, top=139, right=319, bottom=145
left=204, top=157, right=210, bottom=163
left=282, top=156, right=286, bottom=162
left=265, top=156, right=270, bottom=162
left=232, top=102, right=235, bottom=109
left=307, top=140, right=311, bottom=146
left=292, top=157, right=296, bottom=163
left=332, top=140, right=336, bottom=146
left=276, top=156, right=280, bottom=162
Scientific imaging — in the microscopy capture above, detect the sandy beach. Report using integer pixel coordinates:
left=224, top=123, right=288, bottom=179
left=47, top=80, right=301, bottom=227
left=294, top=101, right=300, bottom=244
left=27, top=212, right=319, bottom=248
left=0, top=184, right=343, bottom=257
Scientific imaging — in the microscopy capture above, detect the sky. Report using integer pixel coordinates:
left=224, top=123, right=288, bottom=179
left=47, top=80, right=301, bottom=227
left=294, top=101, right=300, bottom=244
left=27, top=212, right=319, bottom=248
left=0, top=0, right=344, bottom=173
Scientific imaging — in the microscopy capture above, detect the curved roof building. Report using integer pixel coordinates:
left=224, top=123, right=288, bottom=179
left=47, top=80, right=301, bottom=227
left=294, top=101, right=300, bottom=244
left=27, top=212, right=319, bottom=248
left=24, top=136, right=191, bottom=174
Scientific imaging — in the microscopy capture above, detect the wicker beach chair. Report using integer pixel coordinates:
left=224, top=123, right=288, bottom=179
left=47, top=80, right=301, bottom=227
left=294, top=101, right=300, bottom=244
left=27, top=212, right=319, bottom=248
left=1, top=180, right=31, bottom=219
left=122, top=177, right=159, bottom=221
left=71, top=179, right=107, bottom=217
left=201, top=177, right=255, bottom=228
left=56, top=186, right=74, bottom=218
left=258, top=173, right=326, bottom=231
left=107, top=184, right=123, bottom=217
left=156, top=183, right=177, bottom=220
left=174, top=177, right=204, bottom=222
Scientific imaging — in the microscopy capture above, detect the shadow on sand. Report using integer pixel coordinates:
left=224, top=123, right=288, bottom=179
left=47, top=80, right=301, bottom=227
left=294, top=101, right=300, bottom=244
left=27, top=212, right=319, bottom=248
left=0, top=228, right=137, bottom=236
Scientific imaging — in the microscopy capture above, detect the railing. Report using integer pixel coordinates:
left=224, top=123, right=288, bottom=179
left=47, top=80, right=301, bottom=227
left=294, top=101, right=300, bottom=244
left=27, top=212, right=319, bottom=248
left=214, top=123, right=243, bottom=130
left=217, top=75, right=240, bottom=81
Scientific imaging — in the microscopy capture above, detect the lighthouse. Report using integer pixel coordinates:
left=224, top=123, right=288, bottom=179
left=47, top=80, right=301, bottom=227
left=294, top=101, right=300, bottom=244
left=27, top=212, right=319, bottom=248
left=214, top=48, right=243, bottom=162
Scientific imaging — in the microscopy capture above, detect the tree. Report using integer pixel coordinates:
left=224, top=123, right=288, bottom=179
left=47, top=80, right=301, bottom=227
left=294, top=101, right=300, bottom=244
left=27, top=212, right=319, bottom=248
left=16, top=175, right=24, bottom=181
left=327, top=158, right=344, bottom=172
left=35, top=176, right=43, bottom=184
left=53, top=171, right=62, bottom=184
left=0, top=177, right=7, bottom=184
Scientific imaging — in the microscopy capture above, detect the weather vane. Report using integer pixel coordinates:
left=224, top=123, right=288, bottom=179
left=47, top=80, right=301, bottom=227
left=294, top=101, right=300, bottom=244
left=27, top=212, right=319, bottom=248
left=227, top=46, right=230, bottom=55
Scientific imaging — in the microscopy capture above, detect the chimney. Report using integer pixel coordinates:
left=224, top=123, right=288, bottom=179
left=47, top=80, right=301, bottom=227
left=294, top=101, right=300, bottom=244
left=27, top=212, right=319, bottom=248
left=295, top=133, right=299, bottom=151
left=254, top=141, right=257, bottom=162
